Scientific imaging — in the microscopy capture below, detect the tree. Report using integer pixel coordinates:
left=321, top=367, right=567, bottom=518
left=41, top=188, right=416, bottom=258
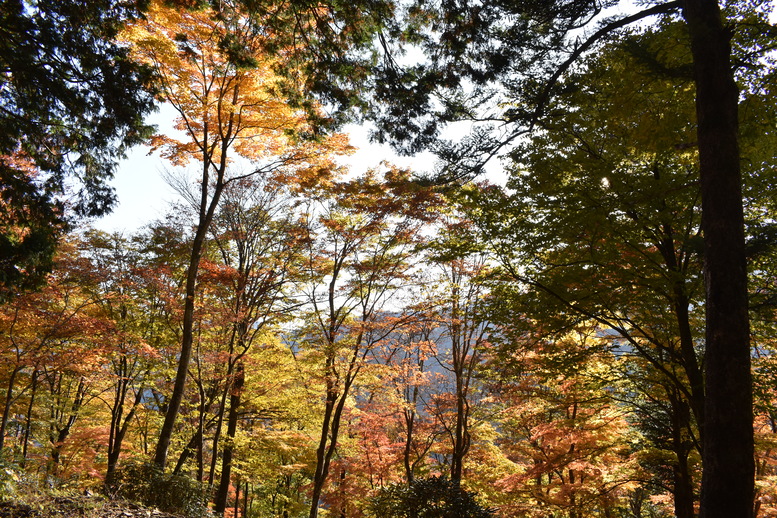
left=456, top=29, right=709, bottom=514
left=377, top=319, right=443, bottom=485
left=120, top=0, right=350, bottom=470
left=425, top=236, right=492, bottom=483
left=0, top=0, right=156, bottom=295
left=0, top=236, right=117, bottom=483
left=207, top=178, right=306, bottom=514
left=293, top=167, right=441, bottom=518
left=682, top=2, right=755, bottom=514
left=369, top=2, right=774, bottom=514
left=83, top=230, right=175, bottom=486
left=457, top=15, right=774, bottom=513
left=490, top=326, right=637, bottom=518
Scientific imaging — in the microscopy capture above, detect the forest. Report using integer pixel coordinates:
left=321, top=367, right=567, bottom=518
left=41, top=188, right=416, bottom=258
left=1, top=0, right=776, bottom=517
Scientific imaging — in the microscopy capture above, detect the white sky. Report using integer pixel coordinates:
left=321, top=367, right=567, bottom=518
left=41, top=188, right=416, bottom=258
left=93, top=112, right=437, bottom=233
left=93, top=0, right=776, bottom=233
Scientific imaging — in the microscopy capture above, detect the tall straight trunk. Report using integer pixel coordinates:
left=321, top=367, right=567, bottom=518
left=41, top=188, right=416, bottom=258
left=403, top=407, right=416, bottom=483
left=20, top=370, right=37, bottom=467
left=153, top=146, right=228, bottom=468
left=309, top=376, right=338, bottom=518
left=450, top=375, right=470, bottom=482
left=208, top=373, right=231, bottom=487
left=234, top=477, right=241, bottom=518
left=243, top=482, right=249, bottom=518
left=153, top=221, right=210, bottom=469
left=0, top=367, right=20, bottom=451
left=196, top=381, right=206, bottom=481
left=669, top=390, right=695, bottom=518
left=682, top=1, right=754, bottom=516
left=214, top=362, right=244, bottom=515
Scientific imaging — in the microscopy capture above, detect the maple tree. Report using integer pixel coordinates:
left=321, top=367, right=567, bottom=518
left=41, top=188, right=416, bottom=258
left=206, top=178, right=307, bottom=514
left=491, top=326, right=637, bottom=517
left=292, top=166, right=441, bottom=518
left=0, top=237, right=114, bottom=482
left=424, top=235, right=492, bottom=483
left=375, top=319, right=443, bottom=485
left=235, top=336, right=320, bottom=518
left=120, top=0, right=351, bottom=470
left=83, top=230, right=179, bottom=486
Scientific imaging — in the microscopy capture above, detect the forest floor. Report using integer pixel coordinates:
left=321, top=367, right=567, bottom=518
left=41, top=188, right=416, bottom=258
left=0, top=495, right=186, bottom=518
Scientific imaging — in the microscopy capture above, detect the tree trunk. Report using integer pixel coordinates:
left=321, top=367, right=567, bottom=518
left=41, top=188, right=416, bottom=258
left=20, top=370, right=38, bottom=467
left=681, top=1, right=754, bottom=516
left=173, top=429, right=204, bottom=475
left=669, top=390, right=695, bottom=518
left=451, top=376, right=470, bottom=482
left=214, top=362, right=244, bottom=515
left=105, top=383, right=144, bottom=487
left=208, top=374, right=230, bottom=487
left=153, top=222, right=208, bottom=469
left=0, top=367, right=20, bottom=451
left=309, top=376, right=338, bottom=518
left=309, top=362, right=358, bottom=518
left=153, top=158, right=227, bottom=469
left=403, top=407, right=416, bottom=484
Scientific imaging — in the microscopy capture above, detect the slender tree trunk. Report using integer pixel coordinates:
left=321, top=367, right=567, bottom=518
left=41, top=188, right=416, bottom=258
left=234, top=477, right=241, bottom=518
left=215, top=362, right=244, bottom=515
left=403, top=407, right=416, bottom=484
left=20, top=370, right=37, bottom=467
left=106, top=384, right=144, bottom=486
left=669, top=390, right=695, bottom=518
left=153, top=224, right=208, bottom=469
left=173, top=429, right=204, bottom=475
left=310, top=364, right=358, bottom=518
left=243, top=481, right=249, bottom=518
left=209, top=370, right=231, bottom=487
left=451, top=375, right=470, bottom=482
left=673, top=276, right=705, bottom=437
left=153, top=163, right=227, bottom=469
left=682, top=1, right=754, bottom=516
left=197, top=385, right=206, bottom=482
left=0, top=367, right=20, bottom=451
left=309, top=375, right=338, bottom=518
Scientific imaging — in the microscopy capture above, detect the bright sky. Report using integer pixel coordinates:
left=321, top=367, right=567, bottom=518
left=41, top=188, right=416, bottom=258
left=93, top=111, right=437, bottom=233
left=93, top=0, right=776, bottom=234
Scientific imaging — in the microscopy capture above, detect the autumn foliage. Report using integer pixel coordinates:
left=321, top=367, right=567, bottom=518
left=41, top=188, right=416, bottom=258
left=2, top=1, right=776, bottom=518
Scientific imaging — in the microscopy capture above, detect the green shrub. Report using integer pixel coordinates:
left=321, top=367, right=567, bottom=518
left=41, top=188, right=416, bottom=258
left=369, top=476, right=495, bottom=518
left=108, top=462, right=210, bottom=517
left=0, top=456, right=21, bottom=501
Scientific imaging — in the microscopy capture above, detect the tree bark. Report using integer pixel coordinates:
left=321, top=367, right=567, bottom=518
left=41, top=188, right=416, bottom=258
left=214, top=362, right=244, bottom=515
left=0, top=367, right=20, bottom=451
left=20, top=370, right=38, bottom=467
left=105, top=380, right=144, bottom=487
left=152, top=219, right=210, bottom=469
left=681, top=1, right=754, bottom=516
left=153, top=150, right=227, bottom=469
left=309, top=373, right=338, bottom=518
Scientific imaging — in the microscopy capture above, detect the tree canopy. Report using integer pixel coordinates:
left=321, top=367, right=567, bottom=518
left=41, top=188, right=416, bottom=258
left=1, top=1, right=776, bottom=517
left=0, top=0, right=157, bottom=297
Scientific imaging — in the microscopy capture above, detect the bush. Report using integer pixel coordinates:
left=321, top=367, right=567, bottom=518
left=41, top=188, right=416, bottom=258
left=0, top=456, right=20, bottom=501
left=108, top=462, right=210, bottom=517
left=369, top=476, right=496, bottom=518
